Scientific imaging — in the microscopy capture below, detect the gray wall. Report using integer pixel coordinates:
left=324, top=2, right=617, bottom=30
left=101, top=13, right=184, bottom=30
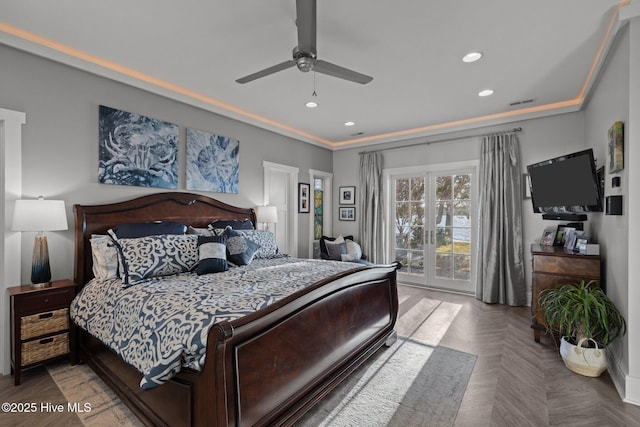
left=0, top=44, right=333, bottom=282
left=584, top=23, right=631, bottom=380
left=332, top=112, right=588, bottom=295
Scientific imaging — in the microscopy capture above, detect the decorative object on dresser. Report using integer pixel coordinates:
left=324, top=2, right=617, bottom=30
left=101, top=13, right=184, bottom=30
left=529, top=244, right=601, bottom=342
left=538, top=280, right=626, bottom=377
left=12, top=197, right=68, bottom=287
left=9, top=279, right=77, bottom=385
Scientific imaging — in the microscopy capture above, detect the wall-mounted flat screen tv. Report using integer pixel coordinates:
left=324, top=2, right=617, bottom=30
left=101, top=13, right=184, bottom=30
left=526, top=149, right=603, bottom=217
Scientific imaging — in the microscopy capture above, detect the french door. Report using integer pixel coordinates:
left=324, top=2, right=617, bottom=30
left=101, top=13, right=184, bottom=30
left=388, top=164, right=477, bottom=294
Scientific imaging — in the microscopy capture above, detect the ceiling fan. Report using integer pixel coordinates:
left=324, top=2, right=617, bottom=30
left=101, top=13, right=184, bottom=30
left=235, top=0, right=373, bottom=85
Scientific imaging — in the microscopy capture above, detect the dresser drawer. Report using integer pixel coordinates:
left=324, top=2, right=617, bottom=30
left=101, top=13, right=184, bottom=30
left=21, top=332, right=69, bottom=366
left=21, top=308, right=69, bottom=340
left=18, top=288, right=75, bottom=315
left=532, top=254, right=600, bottom=278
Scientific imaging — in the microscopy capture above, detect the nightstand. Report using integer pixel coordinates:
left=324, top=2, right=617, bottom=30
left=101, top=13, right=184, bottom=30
left=8, top=279, right=78, bottom=386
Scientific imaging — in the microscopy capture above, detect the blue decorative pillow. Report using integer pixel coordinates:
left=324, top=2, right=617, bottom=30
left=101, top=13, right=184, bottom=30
left=196, top=235, right=228, bottom=275
left=210, top=219, right=254, bottom=230
left=116, top=234, right=198, bottom=285
left=108, top=221, right=187, bottom=239
left=224, top=227, right=260, bottom=266
left=237, top=229, right=278, bottom=258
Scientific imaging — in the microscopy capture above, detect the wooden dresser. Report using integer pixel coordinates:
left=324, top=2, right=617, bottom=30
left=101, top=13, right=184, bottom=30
left=530, top=244, right=602, bottom=342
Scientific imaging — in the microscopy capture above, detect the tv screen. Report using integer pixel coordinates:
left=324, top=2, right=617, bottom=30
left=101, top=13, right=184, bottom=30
left=527, top=149, right=602, bottom=214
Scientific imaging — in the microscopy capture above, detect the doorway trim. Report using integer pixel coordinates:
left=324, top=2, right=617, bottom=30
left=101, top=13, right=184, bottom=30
left=1, top=107, right=26, bottom=375
left=263, top=161, right=299, bottom=257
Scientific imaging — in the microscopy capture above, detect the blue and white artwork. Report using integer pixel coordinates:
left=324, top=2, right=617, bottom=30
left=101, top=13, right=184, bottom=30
left=186, top=128, right=239, bottom=193
left=99, top=105, right=178, bottom=189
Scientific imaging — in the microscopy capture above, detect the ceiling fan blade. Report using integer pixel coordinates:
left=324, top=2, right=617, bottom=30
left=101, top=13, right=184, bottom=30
left=313, top=60, right=373, bottom=84
left=235, top=60, right=296, bottom=84
left=296, top=0, right=316, bottom=54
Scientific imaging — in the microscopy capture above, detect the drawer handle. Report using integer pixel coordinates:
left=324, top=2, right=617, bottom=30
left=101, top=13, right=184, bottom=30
left=43, top=298, right=49, bottom=303
left=39, top=337, right=54, bottom=345
left=39, top=312, right=54, bottom=319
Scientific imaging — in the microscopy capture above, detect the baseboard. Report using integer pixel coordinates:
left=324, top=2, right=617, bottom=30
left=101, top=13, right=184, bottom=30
left=624, top=374, right=640, bottom=406
left=607, top=348, right=640, bottom=406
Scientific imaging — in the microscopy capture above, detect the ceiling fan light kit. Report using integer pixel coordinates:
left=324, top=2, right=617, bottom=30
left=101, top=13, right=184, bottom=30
left=236, top=0, right=372, bottom=85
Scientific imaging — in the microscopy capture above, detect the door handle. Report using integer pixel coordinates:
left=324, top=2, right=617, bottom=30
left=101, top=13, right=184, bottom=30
left=430, top=230, right=435, bottom=245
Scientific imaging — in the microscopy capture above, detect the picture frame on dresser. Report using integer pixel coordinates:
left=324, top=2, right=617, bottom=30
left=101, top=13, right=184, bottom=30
left=540, top=227, right=556, bottom=246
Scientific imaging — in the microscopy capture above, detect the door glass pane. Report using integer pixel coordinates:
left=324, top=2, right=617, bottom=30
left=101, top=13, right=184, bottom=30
left=436, top=254, right=452, bottom=278
left=454, top=254, right=471, bottom=280
left=393, top=176, right=425, bottom=277
left=434, top=174, right=472, bottom=283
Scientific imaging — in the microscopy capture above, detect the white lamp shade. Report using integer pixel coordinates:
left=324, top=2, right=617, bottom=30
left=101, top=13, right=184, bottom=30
left=12, top=199, right=68, bottom=232
left=256, top=206, right=278, bottom=224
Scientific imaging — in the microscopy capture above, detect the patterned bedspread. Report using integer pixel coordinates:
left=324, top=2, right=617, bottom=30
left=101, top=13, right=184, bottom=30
left=70, top=257, right=360, bottom=390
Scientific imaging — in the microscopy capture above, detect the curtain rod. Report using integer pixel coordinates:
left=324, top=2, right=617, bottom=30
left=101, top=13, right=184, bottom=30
left=359, top=127, right=522, bottom=155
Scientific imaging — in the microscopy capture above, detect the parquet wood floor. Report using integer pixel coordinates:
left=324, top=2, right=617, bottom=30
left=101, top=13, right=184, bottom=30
left=2, top=284, right=639, bottom=426
left=398, top=284, right=640, bottom=427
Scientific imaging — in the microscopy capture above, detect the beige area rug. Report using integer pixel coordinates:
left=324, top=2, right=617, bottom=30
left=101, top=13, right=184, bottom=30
left=48, top=296, right=471, bottom=426
left=46, top=363, right=143, bottom=427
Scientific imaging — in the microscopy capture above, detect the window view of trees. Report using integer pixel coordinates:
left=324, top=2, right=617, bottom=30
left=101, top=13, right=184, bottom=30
left=394, top=174, right=472, bottom=282
left=435, top=175, right=471, bottom=280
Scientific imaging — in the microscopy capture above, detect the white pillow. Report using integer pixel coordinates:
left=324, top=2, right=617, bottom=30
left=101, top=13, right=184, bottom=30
left=90, top=235, right=119, bottom=280
left=345, top=240, right=362, bottom=260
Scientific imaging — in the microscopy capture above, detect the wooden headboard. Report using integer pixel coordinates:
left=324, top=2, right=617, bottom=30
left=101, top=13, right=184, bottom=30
left=73, top=192, right=256, bottom=287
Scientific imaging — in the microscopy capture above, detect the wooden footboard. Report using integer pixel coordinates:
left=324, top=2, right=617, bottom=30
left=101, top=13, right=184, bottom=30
left=73, top=193, right=399, bottom=426
left=77, top=264, right=398, bottom=427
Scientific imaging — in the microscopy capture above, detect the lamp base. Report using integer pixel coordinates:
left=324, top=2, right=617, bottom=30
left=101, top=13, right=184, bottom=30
left=31, top=234, right=52, bottom=286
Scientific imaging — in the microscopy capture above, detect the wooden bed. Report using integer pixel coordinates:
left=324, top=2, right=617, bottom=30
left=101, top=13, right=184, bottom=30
left=73, top=192, right=399, bottom=427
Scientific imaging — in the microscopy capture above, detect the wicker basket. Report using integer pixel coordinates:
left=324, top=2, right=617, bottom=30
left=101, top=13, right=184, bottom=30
left=21, top=308, right=69, bottom=340
left=560, top=337, right=607, bottom=377
left=21, top=332, right=69, bottom=365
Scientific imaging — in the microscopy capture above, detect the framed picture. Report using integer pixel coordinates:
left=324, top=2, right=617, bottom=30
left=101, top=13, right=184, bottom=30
left=553, top=225, right=575, bottom=246
left=339, top=186, right=356, bottom=205
left=523, top=174, right=532, bottom=199
left=540, top=227, right=556, bottom=246
left=608, top=121, right=624, bottom=173
left=564, top=230, right=579, bottom=250
left=339, top=207, right=356, bottom=221
left=575, top=236, right=590, bottom=253
left=298, top=183, right=310, bottom=213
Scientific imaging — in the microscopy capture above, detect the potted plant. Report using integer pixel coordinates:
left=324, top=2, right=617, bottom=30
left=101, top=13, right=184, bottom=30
left=538, top=279, right=626, bottom=377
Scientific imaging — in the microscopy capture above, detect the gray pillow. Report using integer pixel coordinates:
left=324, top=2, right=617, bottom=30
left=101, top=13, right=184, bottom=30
left=325, top=241, right=347, bottom=260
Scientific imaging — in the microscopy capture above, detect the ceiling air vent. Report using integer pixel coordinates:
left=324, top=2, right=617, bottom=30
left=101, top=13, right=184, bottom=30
left=509, top=98, right=536, bottom=107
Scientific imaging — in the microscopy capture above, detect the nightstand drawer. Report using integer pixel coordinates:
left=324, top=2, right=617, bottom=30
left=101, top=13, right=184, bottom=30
left=21, top=332, right=69, bottom=366
left=21, top=308, right=69, bottom=340
left=18, top=288, right=75, bottom=314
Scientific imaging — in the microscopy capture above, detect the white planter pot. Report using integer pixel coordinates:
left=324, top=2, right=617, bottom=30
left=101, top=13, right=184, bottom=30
left=559, top=337, right=607, bottom=377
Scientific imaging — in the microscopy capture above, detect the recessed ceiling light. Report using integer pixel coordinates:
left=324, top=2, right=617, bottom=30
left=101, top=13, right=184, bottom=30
left=344, top=121, right=355, bottom=126
left=478, top=89, right=494, bottom=97
left=462, top=52, right=483, bottom=63
left=305, top=101, right=318, bottom=108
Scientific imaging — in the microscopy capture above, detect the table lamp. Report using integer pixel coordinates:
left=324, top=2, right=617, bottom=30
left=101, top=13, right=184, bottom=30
left=255, top=206, right=278, bottom=232
left=12, top=196, right=68, bottom=287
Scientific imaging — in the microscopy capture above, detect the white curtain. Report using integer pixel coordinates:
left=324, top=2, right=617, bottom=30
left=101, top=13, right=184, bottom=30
left=358, top=152, right=384, bottom=263
left=476, top=133, right=527, bottom=305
